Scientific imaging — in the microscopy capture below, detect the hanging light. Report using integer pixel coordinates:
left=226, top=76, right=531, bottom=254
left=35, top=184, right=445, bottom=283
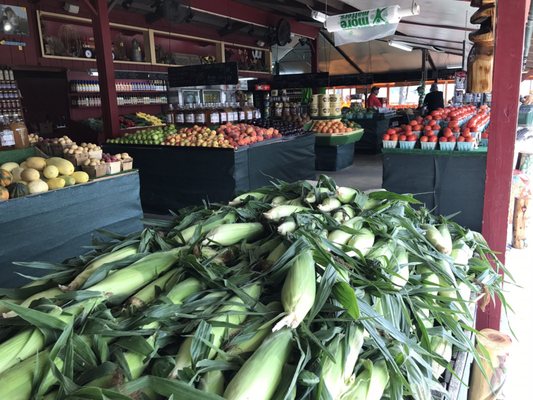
left=388, top=40, right=413, bottom=52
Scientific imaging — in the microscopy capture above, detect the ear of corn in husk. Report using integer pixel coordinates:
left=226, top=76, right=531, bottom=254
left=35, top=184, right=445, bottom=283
left=2, top=287, right=63, bottom=318
left=390, top=247, right=410, bottom=289
left=263, top=205, right=308, bottom=221
left=422, top=224, right=451, bottom=254
left=203, top=222, right=265, bottom=246
left=430, top=335, right=453, bottom=379
left=305, top=187, right=330, bottom=204
left=127, top=269, right=180, bottom=311
left=229, top=192, right=266, bottom=206
left=266, top=241, right=288, bottom=267
left=336, top=186, right=358, bottom=204
left=318, top=197, right=342, bottom=212
left=271, top=196, right=288, bottom=206
left=340, top=359, right=390, bottom=400
left=224, top=329, right=293, bottom=400
left=346, top=228, right=375, bottom=257
left=451, top=240, right=473, bottom=266
left=366, top=240, right=395, bottom=267
left=273, top=250, right=316, bottom=331
left=278, top=219, right=297, bottom=236
left=175, top=212, right=237, bottom=244
left=65, top=244, right=138, bottom=291
left=333, top=205, right=356, bottom=222
left=438, top=224, right=453, bottom=254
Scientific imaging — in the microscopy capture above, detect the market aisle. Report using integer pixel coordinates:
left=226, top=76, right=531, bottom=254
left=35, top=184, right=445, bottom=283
left=500, top=246, right=533, bottom=399
left=318, top=154, right=383, bottom=190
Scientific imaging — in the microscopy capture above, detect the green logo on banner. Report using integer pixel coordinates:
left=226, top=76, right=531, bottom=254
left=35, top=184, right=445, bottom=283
left=373, top=8, right=386, bottom=24
left=339, top=7, right=388, bottom=30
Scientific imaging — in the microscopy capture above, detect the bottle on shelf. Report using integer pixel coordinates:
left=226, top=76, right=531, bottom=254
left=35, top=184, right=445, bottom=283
left=11, top=113, right=29, bottom=149
left=219, top=103, right=227, bottom=124
left=195, top=103, right=206, bottom=125
left=175, top=104, right=185, bottom=124
left=185, top=104, right=195, bottom=124
left=0, top=113, right=16, bottom=150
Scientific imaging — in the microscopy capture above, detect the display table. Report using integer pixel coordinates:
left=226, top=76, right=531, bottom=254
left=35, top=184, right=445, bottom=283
left=0, top=171, right=144, bottom=287
left=315, top=129, right=364, bottom=171
left=104, top=134, right=316, bottom=213
left=352, top=114, right=396, bottom=153
left=382, top=148, right=487, bottom=231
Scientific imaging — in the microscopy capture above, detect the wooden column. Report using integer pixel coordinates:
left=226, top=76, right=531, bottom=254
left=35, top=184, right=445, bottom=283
left=91, top=0, right=120, bottom=141
left=477, top=0, right=531, bottom=330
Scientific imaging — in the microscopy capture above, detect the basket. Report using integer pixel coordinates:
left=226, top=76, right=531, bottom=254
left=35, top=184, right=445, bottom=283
left=457, top=142, right=475, bottom=151
left=433, top=129, right=441, bottom=136
left=439, top=142, right=456, bottom=151
left=420, top=142, right=437, bottom=150
left=382, top=140, right=398, bottom=149
left=399, top=140, right=416, bottom=150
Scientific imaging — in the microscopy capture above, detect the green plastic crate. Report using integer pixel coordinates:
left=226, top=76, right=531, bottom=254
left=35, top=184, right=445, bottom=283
left=314, top=129, right=364, bottom=146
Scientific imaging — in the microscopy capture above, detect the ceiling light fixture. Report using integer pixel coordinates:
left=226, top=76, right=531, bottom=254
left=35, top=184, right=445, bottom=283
left=388, top=40, right=413, bottom=52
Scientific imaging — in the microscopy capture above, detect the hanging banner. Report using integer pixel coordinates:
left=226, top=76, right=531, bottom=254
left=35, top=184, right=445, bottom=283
left=323, top=5, right=420, bottom=45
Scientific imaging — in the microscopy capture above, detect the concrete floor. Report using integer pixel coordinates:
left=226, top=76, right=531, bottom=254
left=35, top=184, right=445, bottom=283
left=317, top=154, right=383, bottom=191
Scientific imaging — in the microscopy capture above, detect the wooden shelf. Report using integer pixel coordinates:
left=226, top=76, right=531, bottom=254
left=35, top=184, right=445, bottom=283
left=70, top=91, right=167, bottom=96
left=73, top=104, right=166, bottom=109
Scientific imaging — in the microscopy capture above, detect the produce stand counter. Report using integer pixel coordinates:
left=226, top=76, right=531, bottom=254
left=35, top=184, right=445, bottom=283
left=351, top=114, right=397, bottom=153
left=104, top=134, right=316, bottom=213
left=382, top=148, right=487, bottom=231
left=0, top=170, right=144, bottom=287
left=315, top=129, right=364, bottom=171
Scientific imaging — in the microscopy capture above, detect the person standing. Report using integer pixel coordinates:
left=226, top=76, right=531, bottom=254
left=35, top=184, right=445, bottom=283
left=366, top=86, right=382, bottom=109
left=423, top=83, right=445, bottom=112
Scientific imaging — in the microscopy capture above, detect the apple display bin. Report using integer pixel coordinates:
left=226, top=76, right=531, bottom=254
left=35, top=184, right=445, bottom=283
left=349, top=114, right=400, bottom=153
left=382, top=147, right=487, bottom=231
left=0, top=171, right=144, bottom=288
left=104, top=134, right=316, bottom=214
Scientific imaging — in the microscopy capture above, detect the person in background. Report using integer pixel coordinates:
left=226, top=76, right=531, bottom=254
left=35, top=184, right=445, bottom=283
left=366, top=86, right=382, bottom=109
left=423, top=82, right=444, bottom=113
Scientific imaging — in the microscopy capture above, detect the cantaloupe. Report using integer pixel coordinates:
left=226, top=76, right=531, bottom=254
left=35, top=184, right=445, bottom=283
left=46, top=157, right=75, bottom=176
left=71, top=171, right=89, bottom=184
left=25, top=157, right=47, bottom=171
left=43, top=165, right=59, bottom=179
left=28, top=179, right=49, bottom=194
left=47, top=177, right=65, bottom=190
left=0, top=162, right=19, bottom=172
left=21, top=168, right=40, bottom=182
left=11, top=167, right=24, bottom=181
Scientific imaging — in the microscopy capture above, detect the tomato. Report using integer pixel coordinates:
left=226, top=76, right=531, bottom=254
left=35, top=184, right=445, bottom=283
left=463, top=128, right=471, bottom=136
left=429, top=135, right=438, bottom=143
left=390, top=134, right=399, bottom=141
left=407, top=134, right=417, bottom=142
left=466, top=137, right=475, bottom=142
left=398, top=134, right=407, bottom=141
left=426, top=131, right=435, bottom=137
left=404, top=125, right=412, bottom=132
left=443, top=127, right=452, bottom=136
left=448, top=136, right=456, bottom=142
left=424, top=125, right=433, bottom=131
left=429, top=120, right=437, bottom=127
left=426, top=115, right=433, bottom=121
left=386, top=128, right=396, bottom=135
left=481, top=132, right=489, bottom=139
left=383, top=134, right=391, bottom=140
left=410, top=120, right=418, bottom=126
left=457, top=136, right=466, bottom=142
left=420, top=136, right=429, bottom=142
left=439, top=136, right=447, bottom=142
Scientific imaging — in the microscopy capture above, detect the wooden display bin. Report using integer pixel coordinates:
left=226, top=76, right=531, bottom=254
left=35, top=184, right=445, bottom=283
left=65, top=152, right=89, bottom=167
left=82, top=164, right=106, bottom=179
left=106, top=161, right=121, bottom=175
left=121, top=159, right=133, bottom=171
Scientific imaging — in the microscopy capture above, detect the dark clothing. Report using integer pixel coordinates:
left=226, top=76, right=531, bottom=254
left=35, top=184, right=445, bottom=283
left=423, top=91, right=444, bottom=112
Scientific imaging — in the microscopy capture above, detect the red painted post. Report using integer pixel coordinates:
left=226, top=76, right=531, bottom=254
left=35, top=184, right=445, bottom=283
left=477, top=0, right=530, bottom=330
left=91, top=0, right=120, bottom=142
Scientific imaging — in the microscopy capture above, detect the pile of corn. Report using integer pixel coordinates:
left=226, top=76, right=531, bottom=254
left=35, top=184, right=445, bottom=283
left=0, top=176, right=507, bottom=400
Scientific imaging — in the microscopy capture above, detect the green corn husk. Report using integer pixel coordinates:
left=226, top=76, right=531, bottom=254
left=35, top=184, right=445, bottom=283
left=328, top=229, right=353, bottom=247
left=343, top=324, right=365, bottom=381
left=229, top=192, right=266, bottom=206
left=340, top=359, right=390, bottom=400
left=224, top=329, right=293, bottom=400
left=170, top=284, right=262, bottom=377
left=333, top=205, right=356, bottom=223
left=318, top=197, right=342, bottom=212
left=127, top=269, right=180, bottom=310
left=305, top=187, right=330, bottom=204
left=203, top=223, right=265, bottom=246
left=87, top=248, right=182, bottom=304
left=430, top=335, right=453, bottom=379
left=278, top=220, right=297, bottom=236
left=65, top=244, right=138, bottom=291
left=422, top=224, right=451, bottom=254
left=390, top=247, right=410, bottom=290
left=175, top=212, right=237, bottom=244
left=273, top=249, right=316, bottom=331
left=2, top=287, right=63, bottom=319
left=271, top=196, right=288, bottom=206
left=199, top=369, right=225, bottom=396
left=0, top=350, right=62, bottom=399
left=451, top=240, right=473, bottom=266
left=438, top=224, right=453, bottom=255
left=265, top=241, right=288, bottom=267
left=346, top=228, right=375, bottom=258
left=367, top=240, right=395, bottom=267
left=414, top=307, right=435, bottom=329
left=361, top=198, right=381, bottom=211
left=263, top=205, right=308, bottom=221
left=336, top=186, right=358, bottom=204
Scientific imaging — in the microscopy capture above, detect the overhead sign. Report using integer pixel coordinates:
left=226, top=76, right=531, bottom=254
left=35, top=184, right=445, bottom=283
left=322, top=4, right=420, bottom=46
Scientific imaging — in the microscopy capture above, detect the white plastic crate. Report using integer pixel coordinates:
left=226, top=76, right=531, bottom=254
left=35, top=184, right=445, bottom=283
left=457, top=141, right=475, bottom=151
left=439, top=142, right=456, bottom=151
left=399, top=140, right=416, bottom=150
left=420, top=142, right=437, bottom=150
left=382, top=140, right=398, bottom=149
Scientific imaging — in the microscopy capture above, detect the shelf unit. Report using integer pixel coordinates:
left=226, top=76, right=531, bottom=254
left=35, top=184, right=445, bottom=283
left=36, top=11, right=273, bottom=73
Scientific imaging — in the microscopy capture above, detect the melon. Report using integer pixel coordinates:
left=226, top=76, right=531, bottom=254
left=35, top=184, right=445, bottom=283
left=7, top=181, right=29, bottom=198
left=47, top=177, right=65, bottom=190
left=0, top=187, right=8, bottom=201
left=0, top=169, right=13, bottom=187
left=60, top=175, right=76, bottom=186
left=71, top=171, right=89, bottom=183
left=11, top=167, right=24, bottom=181
left=28, top=179, right=49, bottom=194
left=46, top=157, right=75, bottom=176
left=25, top=157, right=47, bottom=171
left=0, top=162, right=19, bottom=172
left=21, top=168, right=40, bottom=182
left=43, top=165, right=59, bottom=179
left=20, top=161, right=28, bottom=169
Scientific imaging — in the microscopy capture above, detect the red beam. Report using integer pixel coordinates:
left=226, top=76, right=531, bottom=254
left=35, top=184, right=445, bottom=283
left=477, top=0, right=530, bottom=330
left=188, top=0, right=319, bottom=39
left=91, top=0, right=120, bottom=141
